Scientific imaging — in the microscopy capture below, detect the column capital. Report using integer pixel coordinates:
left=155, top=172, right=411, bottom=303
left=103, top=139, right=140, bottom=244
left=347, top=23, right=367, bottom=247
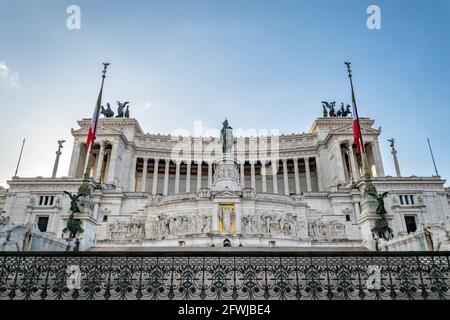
left=281, top=158, right=288, bottom=164
left=293, top=158, right=299, bottom=164
left=165, top=158, right=171, bottom=164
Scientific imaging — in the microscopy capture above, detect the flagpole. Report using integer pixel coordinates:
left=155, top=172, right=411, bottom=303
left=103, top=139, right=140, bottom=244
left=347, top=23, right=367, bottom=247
left=82, top=63, right=109, bottom=177
left=345, top=61, right=370, bottom=177
left=427, top=137, right=439, bottom=176
left=13, top=138, right=26, bottom=178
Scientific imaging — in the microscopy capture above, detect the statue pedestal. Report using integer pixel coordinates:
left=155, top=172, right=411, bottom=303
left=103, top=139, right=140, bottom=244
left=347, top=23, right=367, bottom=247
left=62, top=211, right=99, bottom=251
left=211, top=155, right=242, bottom=192
left=357, top=196, right=394, bottom=250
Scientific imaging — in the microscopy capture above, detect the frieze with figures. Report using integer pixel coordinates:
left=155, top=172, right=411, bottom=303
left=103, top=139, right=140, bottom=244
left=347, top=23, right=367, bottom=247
left=146, top=214, right=211, bottom=240
left=213, top=163, right=240, bottom=182
left=308, top=219, right=347, bottom=240
left=242, top=213, right=307, bottom=238
left=108, top=221, right=145, bottom=241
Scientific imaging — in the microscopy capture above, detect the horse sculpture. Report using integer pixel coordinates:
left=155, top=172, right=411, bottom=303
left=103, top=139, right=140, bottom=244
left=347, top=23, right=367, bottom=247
left=116, top=101, right=129, bottom=118
left=321, top=101, right=351, bottom=117
left=321, top=101, right=336, bottom=117
left=342, top=104, right=352, bottom=117
left=100, top=103, right=114, bottom=118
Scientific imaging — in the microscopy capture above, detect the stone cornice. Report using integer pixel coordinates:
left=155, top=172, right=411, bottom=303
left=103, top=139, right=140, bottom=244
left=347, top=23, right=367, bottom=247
left=76, top=118, right=143, bottom=134
left=309, top=117, right=375, bottom=133
left=356, top=176, right=447, bottom=191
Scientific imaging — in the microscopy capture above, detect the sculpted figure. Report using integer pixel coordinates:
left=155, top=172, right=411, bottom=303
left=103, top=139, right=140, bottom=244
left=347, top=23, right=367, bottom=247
left=328, top=101, right=336, bottom=117
left=321, top=101, right=337, bottom=117
left=63, top=191, right=83, bottom=213
left=221, top=207, right=233, bottom=233
left=100, top=103, right=114, bottom=117
left=342, top=104, right=351, bottom=117
left=220, top=119, right=234, bottom=154
left=367, top=191, right=388, bottom=215
left=322, top=103, right=328, bottom=117
left=116, top=101, right=129, bottom=118
left=201, top=216, right=211, bottom=233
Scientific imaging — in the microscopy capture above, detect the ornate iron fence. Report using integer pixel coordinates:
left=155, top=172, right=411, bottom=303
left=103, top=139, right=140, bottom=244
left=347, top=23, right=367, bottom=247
left=0, top=251, right=449, bottom=300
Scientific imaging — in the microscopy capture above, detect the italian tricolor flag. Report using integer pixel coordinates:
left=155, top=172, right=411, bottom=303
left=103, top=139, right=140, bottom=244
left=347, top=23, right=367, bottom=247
left=86, top=86, right=103, bottom=149
left=352, top=91, right=364, bottom=155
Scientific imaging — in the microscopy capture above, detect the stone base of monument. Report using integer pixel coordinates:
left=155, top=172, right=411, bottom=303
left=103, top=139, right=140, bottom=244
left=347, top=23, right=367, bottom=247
left=358, top=196, right=394, bottom=250
left=61, top=211, right=99, bottom=251
left=210, top=155, right=242, bottom=192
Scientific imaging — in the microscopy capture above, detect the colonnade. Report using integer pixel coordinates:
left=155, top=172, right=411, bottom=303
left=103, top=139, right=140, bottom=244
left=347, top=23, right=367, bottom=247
left=132, top=157, right=323, bottom=195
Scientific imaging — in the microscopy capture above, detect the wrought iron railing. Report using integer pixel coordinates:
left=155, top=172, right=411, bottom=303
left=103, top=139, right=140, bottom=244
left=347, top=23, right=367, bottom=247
left=0, top=251, right=449, bottom=300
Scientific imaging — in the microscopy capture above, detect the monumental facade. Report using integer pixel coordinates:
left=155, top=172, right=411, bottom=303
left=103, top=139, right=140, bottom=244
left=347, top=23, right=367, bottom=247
left=1, top=114, right=449, bottom=252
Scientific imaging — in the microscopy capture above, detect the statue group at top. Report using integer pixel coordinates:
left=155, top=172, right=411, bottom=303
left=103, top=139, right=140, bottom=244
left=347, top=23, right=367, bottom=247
left=100, top=101, right=130, bottom=118
left=321, top=101, right=352, bottom=118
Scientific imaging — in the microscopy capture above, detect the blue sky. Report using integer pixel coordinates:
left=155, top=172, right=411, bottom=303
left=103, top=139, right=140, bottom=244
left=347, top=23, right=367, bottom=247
left=0, top=0, right=449, bottom=186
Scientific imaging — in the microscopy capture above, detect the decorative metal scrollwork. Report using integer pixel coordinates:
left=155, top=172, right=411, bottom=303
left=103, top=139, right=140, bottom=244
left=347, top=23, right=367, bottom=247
left=0, top=252, right=449, bottom=300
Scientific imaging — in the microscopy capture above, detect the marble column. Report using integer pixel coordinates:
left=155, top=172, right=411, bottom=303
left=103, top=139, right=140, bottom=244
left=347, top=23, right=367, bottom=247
left=68, top=142, right=81, bottom=177
left=372, top=140, right=385, bottom=177
left=107, top=142, right=118, bottom=184
left=211, top=204, right=219, bottom=233
left=250, top=161, right=256, bottom=190
left=174, top=161, right=181, bottom=194
left=271, top=159, right=278, bottom=194
left=315, top=156, right=324, bottom=191
left=282, top=159, right=289, bottom=195
left=391, top=146, right=401, bottom=177
left=240, top=162, right=245, bottom=187
left=334, top=142, right=346, bottom=184
left=185, top=161, right=191, bottom=192
left=129, top=155, right=137, bottom=192
left=261, top=161, right=267, bottom=193
left=305, top=157, right=312, bottom=192
left=94, top=143, right=105, bottom=181
left=141, top=158, right=148, bottom=192
left=152, top=158, right=159, bottom=195
left=293, top=158, right=301, bottom=194
left=208, top=162, right=213, bottom=187
left=348, top=145, right=359, bottom=180
left=163, top=159, right=170, bottom=195
left=197, top=161, right=202, bottom=191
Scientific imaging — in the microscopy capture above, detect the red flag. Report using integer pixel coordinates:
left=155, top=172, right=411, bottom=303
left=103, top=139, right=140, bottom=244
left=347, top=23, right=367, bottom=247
left=352, top=103, right=362, bottom=154
left=352, top=93, right=364, bottom=155
left=86, top=87, right=103, bottom=149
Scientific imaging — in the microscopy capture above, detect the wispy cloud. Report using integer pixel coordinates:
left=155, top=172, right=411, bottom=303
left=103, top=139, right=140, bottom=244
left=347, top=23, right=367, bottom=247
left=0, top=61, right=20, bottom=89
left=142, top=101, right=152, bottom=110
